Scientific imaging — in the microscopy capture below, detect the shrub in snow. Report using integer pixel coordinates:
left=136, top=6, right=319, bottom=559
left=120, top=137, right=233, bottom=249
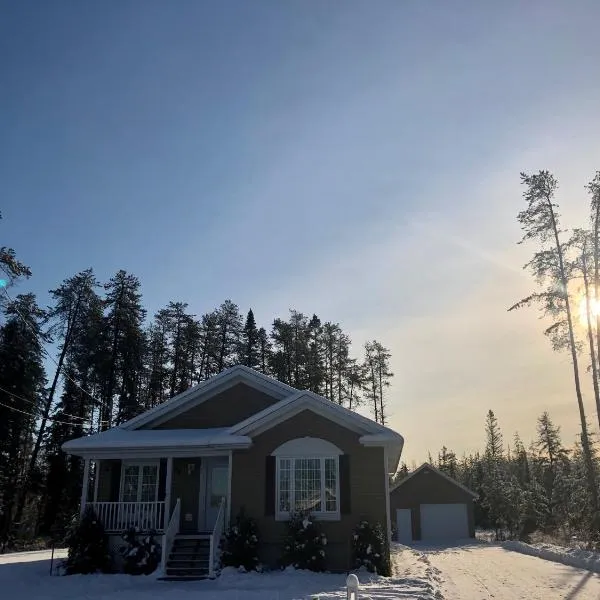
left=221, top=508, right=261, bottom=572
left=281, top=511, right=327, bottom=572
left=62, top=507, right=112, bottom=575
left=119, top=527, right=161, bottom=575
left=352, top=520, right=390, bottom=576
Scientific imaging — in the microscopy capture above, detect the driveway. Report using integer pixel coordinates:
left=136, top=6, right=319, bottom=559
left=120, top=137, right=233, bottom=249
left=418, top=541, right=600, bottom=600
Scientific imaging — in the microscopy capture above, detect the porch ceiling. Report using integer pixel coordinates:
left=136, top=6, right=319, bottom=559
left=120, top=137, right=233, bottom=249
left=62, top=427, right=252, bottom=458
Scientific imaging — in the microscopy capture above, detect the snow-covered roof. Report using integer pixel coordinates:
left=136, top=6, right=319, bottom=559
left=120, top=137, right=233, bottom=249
left=62, top=427, right=252, bottom=458
left=230, top=390, right=404, bottom=473
left=390, top=462, right=478, bottom=498
left=120, top=364, right=296, bottom=430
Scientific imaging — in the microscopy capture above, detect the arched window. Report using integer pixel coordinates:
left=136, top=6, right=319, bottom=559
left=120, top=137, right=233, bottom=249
left=272, top=437, right=342, bottom=520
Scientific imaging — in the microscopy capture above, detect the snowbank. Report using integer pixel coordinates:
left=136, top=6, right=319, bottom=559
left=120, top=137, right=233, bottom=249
left=0, top=546, right=441, bottom=600
left=502, top=540, right=600, bottom=574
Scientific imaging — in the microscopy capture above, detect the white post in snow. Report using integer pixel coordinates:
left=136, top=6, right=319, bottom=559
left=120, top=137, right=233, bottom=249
left=80, top=458, right=90, bottom=517
left=346, top=573, right=359, bottom=600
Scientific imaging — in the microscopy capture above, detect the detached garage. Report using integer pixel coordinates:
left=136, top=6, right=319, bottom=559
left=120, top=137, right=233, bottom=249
left=390, top=462, right=477, bottom=543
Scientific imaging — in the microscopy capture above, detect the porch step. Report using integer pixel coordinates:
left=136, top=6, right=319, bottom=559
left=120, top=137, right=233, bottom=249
left=164, top=533, right=213, bottom=580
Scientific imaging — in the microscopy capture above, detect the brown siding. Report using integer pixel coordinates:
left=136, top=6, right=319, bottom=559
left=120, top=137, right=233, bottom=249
left=150, top=383, right=280, bottom=429
left=230, top=409, right=387, bottom=572
left=389, top=467, right=475, bottom=539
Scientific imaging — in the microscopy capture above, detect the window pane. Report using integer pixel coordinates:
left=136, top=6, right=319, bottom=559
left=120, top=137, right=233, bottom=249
left=325, top=458, right=337, bottom=512
left=294, top=458, right=321, bottom=512
left=122, top=465, right=140, bottom=502
left=279, top=459, right=291, bottom=512
left=140, top=465, right=158, bottom=502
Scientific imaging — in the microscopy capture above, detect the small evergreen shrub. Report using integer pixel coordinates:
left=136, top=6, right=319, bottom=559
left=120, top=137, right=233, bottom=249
left=221, top=508, right=260, bottom=572
left=62, top=508, right=112, bottom=575
left=119, top=527, right=161, bottom=575
left=352, top=520, right=390, bottom=576
left=282, top=511, right=327, bottom=572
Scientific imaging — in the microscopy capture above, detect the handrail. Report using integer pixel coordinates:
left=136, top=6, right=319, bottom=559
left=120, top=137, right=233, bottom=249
left=88, top=501, right=166, bottom=532
left=160, top=498, right=181, bottom=576
left=208, top=498, right=226, bottom=578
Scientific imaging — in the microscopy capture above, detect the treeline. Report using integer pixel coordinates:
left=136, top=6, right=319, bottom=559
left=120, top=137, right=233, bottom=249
left=0, top=245, right=393, bottom=548
left=403, top=410, right=600, bottom=546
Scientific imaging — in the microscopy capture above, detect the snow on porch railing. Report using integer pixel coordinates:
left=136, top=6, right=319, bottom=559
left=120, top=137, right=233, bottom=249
left=208, top=498, right=226, bottom=578
left=160, top=498, right=181, bottom=576
left=88, top=501, right=166, bottom=532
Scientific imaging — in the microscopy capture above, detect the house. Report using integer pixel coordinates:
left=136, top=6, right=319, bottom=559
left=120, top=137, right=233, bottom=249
left=62, top=365, right=404, bottom=578
left=389, top=462, right=477, bottom=544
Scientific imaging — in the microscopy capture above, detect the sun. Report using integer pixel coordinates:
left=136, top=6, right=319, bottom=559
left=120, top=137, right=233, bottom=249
left=579, top=293, right=600, bottom=327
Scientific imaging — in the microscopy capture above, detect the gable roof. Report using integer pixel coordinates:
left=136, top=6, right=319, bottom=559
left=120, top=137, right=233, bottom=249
left=121, top=364, right=296, bottom=430
left=390, top=462, right=478, bottom=498
left=229, top=390, right=404, bottom=472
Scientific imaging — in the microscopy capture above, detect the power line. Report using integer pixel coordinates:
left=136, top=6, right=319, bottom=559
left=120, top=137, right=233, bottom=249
left=0, top=279, right=111, bottom=415
left=0, top=383, right=108, bottom=425
left=0, top=398, right=94, bottom=428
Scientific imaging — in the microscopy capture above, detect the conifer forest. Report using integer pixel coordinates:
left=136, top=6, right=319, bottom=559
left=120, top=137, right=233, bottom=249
left=2, top=169, right=600, bottom=551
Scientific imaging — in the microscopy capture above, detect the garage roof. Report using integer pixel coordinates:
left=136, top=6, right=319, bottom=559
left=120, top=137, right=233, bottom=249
left=390, top=462, right=478, bottom=498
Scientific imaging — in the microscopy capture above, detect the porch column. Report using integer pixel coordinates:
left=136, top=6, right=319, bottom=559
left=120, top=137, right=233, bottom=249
left=80, top=458, right=90, bottom=517
left=93, top=459, right=101, bottom=502
left=165, top=457, right=173, bottom=527
left=227, top=451, right=233, bottom=528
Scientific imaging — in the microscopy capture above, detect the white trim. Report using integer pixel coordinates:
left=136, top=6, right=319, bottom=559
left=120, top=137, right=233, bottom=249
left=93, top=459, right=100, bottom=503
left=120, top=365, right=295, bottom=431
left=198, top=460, right=207, bottom=531
left=384, top=447, right=392, bottom=549
left=390, top=462, right=478, bottom=498
left=275, top=455, right=341, bottom=522
left=227, top=450, right=233, bottom=529
left=71, top=446, right=248, bottom=460
left=231, top=390, right=400, bottom=438
left=80, top=458, right=90, bottom=517
left=165, top=457, right=173, bottom=522
left=272, top=437, right=343, bottom=457
left=120, top=460, right=160, bottom=503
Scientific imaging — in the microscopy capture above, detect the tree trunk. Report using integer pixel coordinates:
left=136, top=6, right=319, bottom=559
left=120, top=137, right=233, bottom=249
left=12, top=298, right=82, bottom=530
left=582, top=245, right=600, bottom=432
left=549, top=205, right=599, bottom=513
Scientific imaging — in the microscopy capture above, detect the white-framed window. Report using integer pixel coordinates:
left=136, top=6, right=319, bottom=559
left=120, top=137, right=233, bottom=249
left=120, top=461, right=159, bottom=503
left=273, top=438, right=342, bottom=521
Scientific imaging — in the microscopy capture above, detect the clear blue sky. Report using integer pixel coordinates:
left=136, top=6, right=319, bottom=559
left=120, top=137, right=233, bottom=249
left=2, top=1, right=600, bottom=463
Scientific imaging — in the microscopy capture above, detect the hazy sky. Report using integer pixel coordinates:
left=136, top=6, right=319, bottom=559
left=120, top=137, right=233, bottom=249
left=2, top=1, right=600, bottom=464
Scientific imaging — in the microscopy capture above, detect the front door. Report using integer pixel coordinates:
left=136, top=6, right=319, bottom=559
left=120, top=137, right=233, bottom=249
left=200, top=457, right=229, bottom=531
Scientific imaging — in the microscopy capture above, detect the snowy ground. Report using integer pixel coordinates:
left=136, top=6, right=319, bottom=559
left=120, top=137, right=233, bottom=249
left=418, top=540, right=600, bottom=600
left=0, top=545, right=440, bottom=600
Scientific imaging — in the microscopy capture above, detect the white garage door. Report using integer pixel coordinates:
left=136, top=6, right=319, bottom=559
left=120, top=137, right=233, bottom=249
left=420, top=503, right=469, bottom=540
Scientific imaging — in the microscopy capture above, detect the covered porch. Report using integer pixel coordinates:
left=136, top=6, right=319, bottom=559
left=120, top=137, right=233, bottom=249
left=64, top=427, right=252, bottom=578
left=81, top=455, right=231, bottom=534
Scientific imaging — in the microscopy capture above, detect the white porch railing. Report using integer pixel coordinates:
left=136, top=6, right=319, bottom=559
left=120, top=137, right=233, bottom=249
left=160, top=498, right=180, bottom=576
left=87, top=501, right=166, bottom=532
left=208, top=498, right=226, bottom=578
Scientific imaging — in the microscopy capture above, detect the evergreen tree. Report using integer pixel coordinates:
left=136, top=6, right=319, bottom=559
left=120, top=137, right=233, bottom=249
left=0, top=294, right=46, bottom=544
left=240, top=309, right=260, bottom=369
left=215, top=300, right=243, bottom=372
left=257, top=326, right=271, bottom=374
left=509, top=170, right=599, bottom=518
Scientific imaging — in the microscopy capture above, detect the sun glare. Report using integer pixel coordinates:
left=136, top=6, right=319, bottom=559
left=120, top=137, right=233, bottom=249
left=579, top=294, right=600, bottom=327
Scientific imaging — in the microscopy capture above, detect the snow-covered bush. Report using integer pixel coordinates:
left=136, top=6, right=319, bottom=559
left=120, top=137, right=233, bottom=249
left=221, top=509, right=260, bottom=572
left=119, top=528, right=161, bottom=575
left=352, top=520, right=390, bottom=576
left=62, top=507, right=112, bottom=575
left=282, top=511, right=327, bottom=572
